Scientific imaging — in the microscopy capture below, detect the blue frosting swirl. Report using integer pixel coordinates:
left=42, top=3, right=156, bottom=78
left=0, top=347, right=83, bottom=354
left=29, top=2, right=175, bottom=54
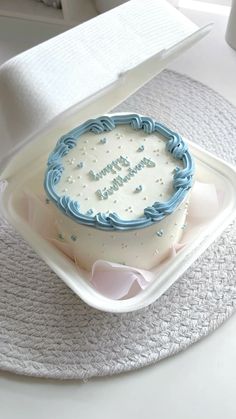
left=44, top=114, right=195, bottom=231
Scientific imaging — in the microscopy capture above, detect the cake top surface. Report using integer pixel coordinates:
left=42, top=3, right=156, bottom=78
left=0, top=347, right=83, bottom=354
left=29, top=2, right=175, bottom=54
left=44, top=114, right=194, bottom=231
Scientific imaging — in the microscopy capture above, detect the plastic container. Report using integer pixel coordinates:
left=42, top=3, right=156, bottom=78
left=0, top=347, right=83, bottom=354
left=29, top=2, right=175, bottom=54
left=0, top=102, right=236, bottom=313
left=226, top=0, right=236, bottom=50
left=0, top=7, right=215, bottom=312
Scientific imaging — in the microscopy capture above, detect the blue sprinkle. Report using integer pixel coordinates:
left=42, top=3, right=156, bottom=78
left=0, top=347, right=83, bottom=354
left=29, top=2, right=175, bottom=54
left=156, top=229, right=164, bottom=237
left=71, top=234, right=77, bottom=241
left=135, top=185, right=143, bottom=193
left=137, top=145, right=144, bottom=152
left=77, top=162, right=84, bottom=169
left=89, top=170, right=96, bottom=179
left=145, top=159, right=156, bottom=167
left=99, top=137, right=107, bottom=144
left=86, top=209, right=94, bottom=215
left=181, top=224, right=187, bottom=230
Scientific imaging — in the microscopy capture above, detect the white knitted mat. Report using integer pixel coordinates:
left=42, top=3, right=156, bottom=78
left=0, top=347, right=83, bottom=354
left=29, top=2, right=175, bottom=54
left=0, top=70, right=235, bottom=380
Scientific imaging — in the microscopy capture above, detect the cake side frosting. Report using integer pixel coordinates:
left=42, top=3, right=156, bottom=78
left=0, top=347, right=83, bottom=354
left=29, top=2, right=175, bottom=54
left=44, top=114, right=194, bottom=231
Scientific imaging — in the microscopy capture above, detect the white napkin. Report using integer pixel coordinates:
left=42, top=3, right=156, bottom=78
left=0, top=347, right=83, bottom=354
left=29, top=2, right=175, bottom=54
left=0, top=0, right=198, bottom=157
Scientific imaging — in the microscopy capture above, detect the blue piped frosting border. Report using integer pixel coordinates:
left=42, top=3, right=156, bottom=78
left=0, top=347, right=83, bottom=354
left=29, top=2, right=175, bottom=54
left=44, top=114, right=194, bottom=231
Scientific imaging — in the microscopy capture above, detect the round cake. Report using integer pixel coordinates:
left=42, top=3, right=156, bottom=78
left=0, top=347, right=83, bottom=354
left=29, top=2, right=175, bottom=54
left=44, top=113, right=194, bottom=270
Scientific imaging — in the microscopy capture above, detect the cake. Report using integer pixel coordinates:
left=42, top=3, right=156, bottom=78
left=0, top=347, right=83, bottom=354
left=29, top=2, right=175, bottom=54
left=44, top=113, right=194, bottom=270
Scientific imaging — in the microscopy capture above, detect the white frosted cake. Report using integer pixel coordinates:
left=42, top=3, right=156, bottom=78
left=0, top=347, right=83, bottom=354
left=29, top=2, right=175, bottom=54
left=44, top=114, right=194, bottom=270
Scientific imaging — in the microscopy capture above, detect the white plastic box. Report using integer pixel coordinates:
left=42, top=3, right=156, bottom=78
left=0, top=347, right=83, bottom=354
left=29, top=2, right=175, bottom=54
left=1, top=0, right=234, bottom=313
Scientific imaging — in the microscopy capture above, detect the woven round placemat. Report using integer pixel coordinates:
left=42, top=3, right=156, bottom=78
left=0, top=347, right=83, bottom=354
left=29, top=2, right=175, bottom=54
left=0, top=70, right=235, bottom=380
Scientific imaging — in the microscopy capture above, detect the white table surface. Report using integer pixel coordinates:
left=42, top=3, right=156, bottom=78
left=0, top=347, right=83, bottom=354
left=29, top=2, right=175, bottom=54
left=0, top=8, right=236, bottom=419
